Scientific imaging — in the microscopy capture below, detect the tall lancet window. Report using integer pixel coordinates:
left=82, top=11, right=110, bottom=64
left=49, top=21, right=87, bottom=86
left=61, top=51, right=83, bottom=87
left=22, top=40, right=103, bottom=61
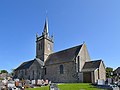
left=77, top=56, right=80, bottom=72
left=60, top=65, right=64, bottom=74
left=40, top=42, right=42, bottom=50
left=39, top=43, right=40, bottom=50
left=33, top=70, right=34, bottom=79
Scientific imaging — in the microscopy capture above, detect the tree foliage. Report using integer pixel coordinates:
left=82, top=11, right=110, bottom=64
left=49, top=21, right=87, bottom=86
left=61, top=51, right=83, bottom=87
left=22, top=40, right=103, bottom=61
left=106, top=67, right=113, bottom=78
left=10, top=69, right=15, bottom=76
left=1, top=70, right=8, bottom=73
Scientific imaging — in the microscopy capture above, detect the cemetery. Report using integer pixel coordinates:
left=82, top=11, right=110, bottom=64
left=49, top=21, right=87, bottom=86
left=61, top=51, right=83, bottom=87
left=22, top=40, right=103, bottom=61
left=0, top=79, right=49, bottom=90
left=0, top=78, right=118, bottom=90
left=0, top=78, right=107, bottom=90
left=0, top=78, right=120, bottom=90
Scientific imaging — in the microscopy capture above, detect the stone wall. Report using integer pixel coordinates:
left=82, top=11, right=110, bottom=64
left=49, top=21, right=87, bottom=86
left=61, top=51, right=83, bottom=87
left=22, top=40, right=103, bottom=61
left=28, top=60, right=43, bottom=80
left=14, top=60, right=43, bottom=80
left=44, top=38, right=53, bottom=62
left=93, top=61, right=106, bottom=84
left=36, top=38, right=44, bottom=61
left=99, top=61, right=106, bottom=81
left=94, top=69, right=99, bottom=83
left=44, top=61, right=78, bottom=83
left=77, top=43, right=91, bottom=72
left=44, top=43, right=91, bottom=83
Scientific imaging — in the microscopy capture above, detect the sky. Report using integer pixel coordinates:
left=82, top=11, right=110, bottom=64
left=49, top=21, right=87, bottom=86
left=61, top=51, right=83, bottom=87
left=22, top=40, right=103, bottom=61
left=0, top=0, right=120, bottom=72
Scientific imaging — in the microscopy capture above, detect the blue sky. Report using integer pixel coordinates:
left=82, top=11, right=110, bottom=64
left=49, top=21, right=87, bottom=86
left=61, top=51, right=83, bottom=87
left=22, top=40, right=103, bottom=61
left=0, top=0, right=120, bottom=72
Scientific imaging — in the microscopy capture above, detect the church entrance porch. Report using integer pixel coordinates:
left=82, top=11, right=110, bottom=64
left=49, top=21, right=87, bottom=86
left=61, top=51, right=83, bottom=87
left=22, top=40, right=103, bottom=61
left=83, top=72, right=92, bottom=83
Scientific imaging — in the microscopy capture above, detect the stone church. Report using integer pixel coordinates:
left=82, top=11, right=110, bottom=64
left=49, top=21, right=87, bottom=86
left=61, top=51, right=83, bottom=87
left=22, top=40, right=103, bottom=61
left=14, top=18, right=106, bottom=84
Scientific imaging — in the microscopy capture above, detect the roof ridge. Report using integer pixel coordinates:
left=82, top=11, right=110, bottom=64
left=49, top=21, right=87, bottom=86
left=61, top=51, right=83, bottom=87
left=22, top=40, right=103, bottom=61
left=23, top=60, right=35, bottom=64
left=45, top=44, right=83, bottom=65
left=50, top=44, right=83, bottom=55
left=86, top=59, right=102, bottom=62
left=82, top=60, right=102, bottom=70
left=15, top=59, right=35, bottom=71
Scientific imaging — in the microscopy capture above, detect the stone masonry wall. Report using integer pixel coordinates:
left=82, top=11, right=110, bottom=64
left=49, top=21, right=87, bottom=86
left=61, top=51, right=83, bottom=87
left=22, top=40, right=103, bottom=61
left=94, top=69, right=99, bottom=83
left=15, top=60, right=43, bottom=80
left=28, top=60, right=43, bottom=80
left=44, top=61, right=78, bottom=83
left=99, top=61, right=106, bottom=81
left=77, top=43, right=91, bottom=72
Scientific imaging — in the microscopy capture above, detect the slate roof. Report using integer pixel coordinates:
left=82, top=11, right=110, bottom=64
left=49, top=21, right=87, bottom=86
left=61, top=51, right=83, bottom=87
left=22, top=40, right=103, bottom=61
left=114, top=67, right=120, bottom=74
left=81, top=60, right=102, bottom=72
left=15, top=58, right=44, bottom=71
left=45, top=44, right=83, bottom=65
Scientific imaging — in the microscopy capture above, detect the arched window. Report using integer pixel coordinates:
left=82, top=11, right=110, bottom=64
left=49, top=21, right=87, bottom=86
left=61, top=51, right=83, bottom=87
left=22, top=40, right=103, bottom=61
left=77, top=56, right=80, bottom=72
left=60, top=65, right=64, bottom=74
left=25, top=69, right=27, bottom=75
left=40, top=43, right=42, bottom=50
left=45, top=68, right=47, bottom=75
left=33, top=70, right=34, bottom=80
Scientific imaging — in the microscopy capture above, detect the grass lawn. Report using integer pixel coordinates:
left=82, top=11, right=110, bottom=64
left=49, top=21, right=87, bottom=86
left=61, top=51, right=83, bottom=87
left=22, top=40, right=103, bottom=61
left=26, top=86, right=49, bottom=90
left=26, top=83, right=106, bottom=90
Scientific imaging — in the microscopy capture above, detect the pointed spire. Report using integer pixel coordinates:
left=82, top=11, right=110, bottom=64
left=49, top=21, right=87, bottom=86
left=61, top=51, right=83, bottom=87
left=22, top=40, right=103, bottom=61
left=43, top=17, right=48, bottom=35
left=83, top=41, right=85, bottom=44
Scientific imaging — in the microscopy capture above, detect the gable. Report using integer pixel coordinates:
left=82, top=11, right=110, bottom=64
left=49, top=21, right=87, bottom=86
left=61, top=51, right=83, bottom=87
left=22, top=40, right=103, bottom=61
left=81, top=60, right=102, bottom=72
left=45, top=44, right=83, bottom=65
left=15, top=58, right=44, bottom=71
left=15, top=60, right=35, bottom=71
left=114, top=67, right=120, bottom=74
left=99, top=60, right=106, bottom=70
left=78, top=43, right=91, bottom=61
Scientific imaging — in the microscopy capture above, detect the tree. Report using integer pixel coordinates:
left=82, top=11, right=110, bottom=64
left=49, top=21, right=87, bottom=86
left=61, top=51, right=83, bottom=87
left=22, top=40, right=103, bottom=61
left=1, top=70, right=8, bottom=73
left=10, top=69, right=15, bottom=76
left=106, top=67, right=113, bottom=78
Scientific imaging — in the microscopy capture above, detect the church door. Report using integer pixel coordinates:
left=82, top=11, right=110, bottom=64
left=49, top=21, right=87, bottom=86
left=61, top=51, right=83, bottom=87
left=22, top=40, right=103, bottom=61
left=83, top=72, right=92, bottom=83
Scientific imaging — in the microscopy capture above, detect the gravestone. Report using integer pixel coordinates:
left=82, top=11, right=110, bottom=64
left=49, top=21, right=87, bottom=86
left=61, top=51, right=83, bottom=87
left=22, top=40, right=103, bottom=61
left=32, top=80, right=35, bottom=85
left=50, top=83, right=59, bottom=90
left=37, top=79, right=42, bottom=85
left=7, top=81, right=15, bottom=88
left=107, top=78, right=112, bottom=84
left=97, top=79, right=105, bottom=85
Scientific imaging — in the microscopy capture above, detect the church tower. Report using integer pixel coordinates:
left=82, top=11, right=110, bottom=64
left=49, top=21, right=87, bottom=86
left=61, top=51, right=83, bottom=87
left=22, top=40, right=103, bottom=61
left=36, top=17, right=54, bottom=62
